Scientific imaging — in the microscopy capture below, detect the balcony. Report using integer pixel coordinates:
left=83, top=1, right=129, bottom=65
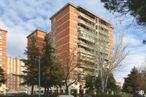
left=79, top=32, right=95, bottom=43
left=79, top=52, right=94, bottom=61
left=78, top=41, right=94, bottom=50
left=79, top=49, right=93, bottom=56
left=99, top=38, right=109, bottom=44
left=100, top=24, right=109, bottom=30
left=80, top=64, right=95, bottom=70
left=79, top=27, right=96, bottom=36
left=79, top=21, right=95, bottom=32
left=79, top=56, right=95, bottom=64
left=99, top=31, right=109, bottom=38
left=79, top=12, right=95, bottom=22
left=79, top=19, right=95, bottom=29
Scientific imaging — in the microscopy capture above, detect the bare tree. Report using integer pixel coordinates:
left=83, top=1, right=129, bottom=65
left=94, top=33, right=129, bottom=93
left=61, top=49, right=82, bottom=94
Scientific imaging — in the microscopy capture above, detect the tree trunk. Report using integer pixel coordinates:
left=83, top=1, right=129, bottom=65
left=44, top=87, right=47, bottom=95
left=47, top=88, right=49, bottom=95
left=31, top=85, right=34, bottom=95
left=65, top=85, right=69, bottom=94
left=100, top=69, right=105, bottom=94
left=59, top=86, right=62, bottom=93
left=104, top=74, right=109, bottom=93
left=56, top=86, right=59, bottom=94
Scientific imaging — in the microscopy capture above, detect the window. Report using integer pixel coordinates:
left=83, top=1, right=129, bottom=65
left=0, top=31, right=1, bottom=33
left=0, top=37, right=2, bottom=39
left=0, top=53, right=2, bottom=55
left=0, top=48, right=2, bottom=50
left=0, top=42, right=2, bottom=44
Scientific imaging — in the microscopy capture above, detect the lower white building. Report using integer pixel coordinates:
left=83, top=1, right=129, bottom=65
left=6, top=57, right=25, bottom=91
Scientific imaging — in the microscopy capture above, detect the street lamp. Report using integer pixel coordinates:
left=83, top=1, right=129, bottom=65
left=38, top=56, right=41, bottom=97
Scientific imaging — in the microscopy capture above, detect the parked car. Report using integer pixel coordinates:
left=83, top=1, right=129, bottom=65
left=57, top=95, right=74, bottom=97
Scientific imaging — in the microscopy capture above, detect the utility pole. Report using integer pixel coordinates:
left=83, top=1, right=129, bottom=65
left=38, top=56, right=41, bottom=97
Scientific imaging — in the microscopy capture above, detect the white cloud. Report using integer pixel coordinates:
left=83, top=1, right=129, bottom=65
left=123, top=34, right=140, bottom=46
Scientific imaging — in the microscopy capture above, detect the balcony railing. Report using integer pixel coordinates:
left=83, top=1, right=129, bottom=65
left=79, top=12, right=95, bottom=22
left=79, top=52, right=94, bottom=60
left=79, top=19, right=95, bottom=29
left=79, top=22, right=95, bottom=32
left=99, top=31, right=109, bottom=38
left=78, top=41, right=94, bottom=50
left=100, top=24, right=109, bottom=30
left=79, top=32, right=95, bottom=43
left=79, top=56, right=95, bottom=64
left=80, top=64, right=95, bottom=70
left=79, top=27, right=96, bottom=36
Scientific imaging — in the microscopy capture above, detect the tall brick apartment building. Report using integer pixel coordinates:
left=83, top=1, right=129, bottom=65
left=0, top=29, right=7, bottom=72
left=0, top=29, right=7, bottom=92
left=50, top=3, right=112, bottom=77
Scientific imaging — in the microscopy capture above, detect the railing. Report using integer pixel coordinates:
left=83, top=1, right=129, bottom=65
left=79, top=12, right=95, bottom=22
left=98, top=34, right=109, bottom=43
left=79, top=21, right=95, bottom=32
left=79, top=52, right=94, bottom=59
left=80, top=64, right=95, bottom=70
left=79, top=32, right=95, bottom=43
left=80, top=57, right=95, bottom=63
left=99, top=31, right=109, bottom=38
left=79, top=27, right=96, bottom=36
left=78, top=41, right=94, bottom=50
left=79, top=19, right=95, bottom=29
left=100, top=24, right=109, bottom=29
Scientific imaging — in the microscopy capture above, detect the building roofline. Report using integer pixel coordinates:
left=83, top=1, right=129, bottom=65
left=27, top=29, right=48, bottom=38
left=0, top=28, right=7, bottom=33
left=7, top=56, right=20, bottom=59
left=50, top=3, right=112, bottom=26
left=77, top=6, right=112, bottom=26
left=50, top=3, right=77, bottom=19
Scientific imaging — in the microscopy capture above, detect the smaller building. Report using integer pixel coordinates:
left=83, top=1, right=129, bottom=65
left=0, top=29, right=7, bottom=93
left=6, top=57, right=25, bottom=91
left=27, top=29, right=48, bottom=53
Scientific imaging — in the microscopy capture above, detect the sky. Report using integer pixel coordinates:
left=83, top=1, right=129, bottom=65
left=0, top=0, right=146, bottom=84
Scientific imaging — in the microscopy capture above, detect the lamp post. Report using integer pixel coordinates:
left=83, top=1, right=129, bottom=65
left=38, top=56, right=41, bottom=97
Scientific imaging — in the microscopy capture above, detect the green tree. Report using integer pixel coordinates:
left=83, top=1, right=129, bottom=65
left=106, top=73, right=118, bottom=94
left=123, top=67, right=146, bottom=94
left=40, top=34, right=64, bottom=94
left=0, top=67, right=6, bottom=86
left=22, top=36, right=40, bottom=95
left=85, top=73, right=118, bottom=94
left=40, top=34, right=54, bottom=93
left=101, top=0, right=146, bottom=25
left=49, top=62, right=64, bottom=93
left=84, top=75, right=95, bottom=90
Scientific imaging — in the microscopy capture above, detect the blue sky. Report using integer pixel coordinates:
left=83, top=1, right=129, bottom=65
left=0, top=0, right=146, bottom=84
